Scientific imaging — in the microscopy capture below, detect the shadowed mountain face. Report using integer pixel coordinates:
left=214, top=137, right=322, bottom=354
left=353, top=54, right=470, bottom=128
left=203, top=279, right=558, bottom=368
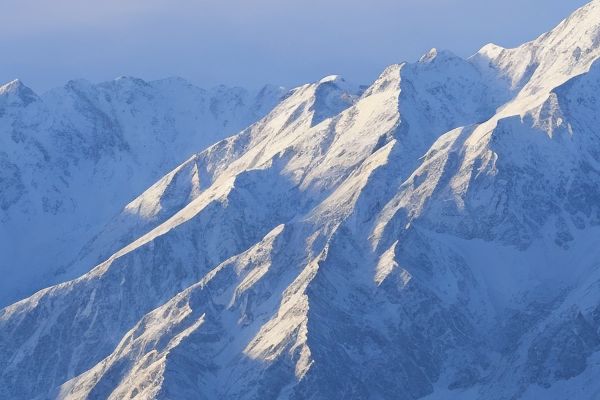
left=3, top=1, right=600, bottom=399
left=0, top=77, right=286, bottom=306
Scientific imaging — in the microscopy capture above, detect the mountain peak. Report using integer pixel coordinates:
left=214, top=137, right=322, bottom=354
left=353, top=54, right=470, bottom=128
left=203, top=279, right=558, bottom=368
left=111, top=75, right=151, bottom=90
left=0, top=79, right=39, bottom=106
left=0, top=79, right=24, bottom=93
left=419, top=48, right=438, bottom=63
left=315, top=74, right=357, bottom=96
left=318, top=74, right=343, bottom=84
left=114, top=75, right=146, bottom=83
left=418, top=48, right=457, bottom=64
left=475, top=43, right=505, bottom=59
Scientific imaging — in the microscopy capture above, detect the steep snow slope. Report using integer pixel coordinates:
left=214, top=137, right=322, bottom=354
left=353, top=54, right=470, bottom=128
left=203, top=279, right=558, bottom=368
left=3, top=1, right=600, bottom=399
left=0, top=77, right=285, bottom=306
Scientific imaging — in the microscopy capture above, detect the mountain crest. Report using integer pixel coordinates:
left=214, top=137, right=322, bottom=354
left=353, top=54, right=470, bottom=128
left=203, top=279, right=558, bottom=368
left=0, top=79, right=39, bottom=107
left=418, top=48, right=457, bottom=64
left=474, top=0, right=600, bottom=96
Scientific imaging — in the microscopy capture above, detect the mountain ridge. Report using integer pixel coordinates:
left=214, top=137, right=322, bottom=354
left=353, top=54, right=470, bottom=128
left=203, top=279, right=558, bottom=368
left=3, top=2, right=600, bottom=399
left=0, top=76, right=286, bottom=306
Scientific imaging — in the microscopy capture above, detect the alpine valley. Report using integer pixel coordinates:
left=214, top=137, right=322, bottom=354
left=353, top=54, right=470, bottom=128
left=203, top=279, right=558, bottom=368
left=2, top=1, right=600, bottom=399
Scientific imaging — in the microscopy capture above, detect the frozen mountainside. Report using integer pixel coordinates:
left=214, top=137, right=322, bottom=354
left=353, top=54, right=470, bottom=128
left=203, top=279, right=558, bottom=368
left=472, top=0, right=600, bottom=109
left=3, top=1, right=600, bottom=399
left=0, top=77, right=286, bottom=306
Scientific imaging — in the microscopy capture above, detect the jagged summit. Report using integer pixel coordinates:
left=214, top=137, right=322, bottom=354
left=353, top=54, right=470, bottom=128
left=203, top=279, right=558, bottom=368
left=418, top=48, right=458, bottom=64
left=0, top=78, right=39, bottom=106
left=3, top=2, right=600, bottom=400
left=0, top=78, right=24, bottom=93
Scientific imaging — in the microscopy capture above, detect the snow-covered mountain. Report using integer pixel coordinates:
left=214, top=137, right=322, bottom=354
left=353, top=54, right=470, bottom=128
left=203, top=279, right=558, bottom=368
left=3, top=1, right=600, bottom=399
left=0, top=77, right=286, bottom=306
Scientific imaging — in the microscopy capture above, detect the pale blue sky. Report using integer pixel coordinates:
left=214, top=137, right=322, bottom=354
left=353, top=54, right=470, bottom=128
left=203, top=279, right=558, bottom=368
left=1, top=0, right=590, bottom=92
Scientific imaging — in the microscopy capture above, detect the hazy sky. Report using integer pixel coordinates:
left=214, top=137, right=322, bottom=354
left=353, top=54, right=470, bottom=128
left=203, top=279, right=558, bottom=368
left=1, top=0, right=590, bottom=92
